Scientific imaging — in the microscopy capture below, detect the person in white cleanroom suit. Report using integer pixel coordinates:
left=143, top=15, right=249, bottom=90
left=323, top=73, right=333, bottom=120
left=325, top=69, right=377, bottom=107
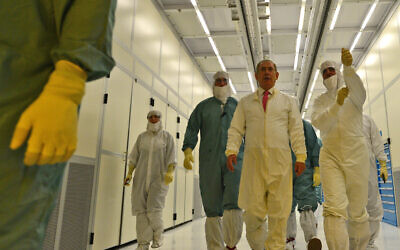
left=226, top=59, right=306, bottom=250
left=362, top=114, right=388, bottom=250
left=311, top=48, right=370, bottom=250
left=124, top=110, right=176, bottom=250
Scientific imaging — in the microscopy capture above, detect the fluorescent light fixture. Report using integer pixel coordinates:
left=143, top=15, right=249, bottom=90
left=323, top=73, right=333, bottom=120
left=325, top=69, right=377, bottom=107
left=247, top=72, right=255, bottom=92
left=350, top=31, right=362, bottom=52
left=229, top=79, right=237, bottom=94
left=310, top=69, right=320, bottom=93
left=191, top=0, right=234, bottom=92
left=195, top=9, right=210, bottom=35
left=304, top=92, right=312, bottom=110
left=329, top=0, right=343, bottom=30
left=361, top=0, right=378, bottom=31
left=298, top=5, right=306, bottom=32
left=266, top=18, right=271, bottom=34
left=208, top=37, right=220, bottom=57
left=293, top=34, right=302, bottom=70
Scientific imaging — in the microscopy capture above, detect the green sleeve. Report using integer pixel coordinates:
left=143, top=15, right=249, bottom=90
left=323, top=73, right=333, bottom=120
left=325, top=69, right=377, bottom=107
left=51, top=0, right=117, bottom=81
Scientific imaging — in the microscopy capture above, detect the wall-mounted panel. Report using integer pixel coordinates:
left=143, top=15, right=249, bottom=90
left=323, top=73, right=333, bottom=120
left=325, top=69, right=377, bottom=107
left=93, top=155, right=125, bottom=249
left=112, top=44, right=134, bottom=73
left=369, top=96, right=388, bottom=139
left=132, top=0, right=162, bottom=72
left=76, top=79, right=105, bottom=158
left=160, top=23, right=180, bottom=91
left=385, top=79, right=400, bottom=169
left=114, top=0, right=134, bottom=47
left=179, top=47, right=194, bottom=105
left=153, top=78, right=168, bottom=99
left=379, top=14, right=400, bottom=88
left=364, top=47, right=383, bottom=102
left=102, top=68, right=132, bottom=153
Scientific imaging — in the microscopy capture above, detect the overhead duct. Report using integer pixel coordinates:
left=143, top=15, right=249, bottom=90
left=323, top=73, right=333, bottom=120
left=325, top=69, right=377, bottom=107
left=297, top=0, right=332, bottom=110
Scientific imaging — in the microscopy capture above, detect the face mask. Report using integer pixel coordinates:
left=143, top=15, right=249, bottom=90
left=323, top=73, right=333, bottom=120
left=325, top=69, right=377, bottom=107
left=147, top=121, right=162, bottom=133
left=213, top=85, right=231, bottom=103
left=323, top=74, right=338, bottom=91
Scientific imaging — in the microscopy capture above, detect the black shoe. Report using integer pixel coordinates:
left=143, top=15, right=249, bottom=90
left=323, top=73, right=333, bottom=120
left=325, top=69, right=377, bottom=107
left=307, top=238, right=322, bottom=250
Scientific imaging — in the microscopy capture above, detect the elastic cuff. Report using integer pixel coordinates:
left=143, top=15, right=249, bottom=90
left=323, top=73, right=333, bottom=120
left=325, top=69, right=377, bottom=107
left=295, top=154, right=306, bottom=163
left=225, top=150, right=238, bottom=157
left=56, top=60, right=87, bottom=80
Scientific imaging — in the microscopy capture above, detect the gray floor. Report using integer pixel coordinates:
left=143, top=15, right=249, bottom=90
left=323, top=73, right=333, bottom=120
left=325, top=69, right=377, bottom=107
left=121, top=206, right=400, bottom=249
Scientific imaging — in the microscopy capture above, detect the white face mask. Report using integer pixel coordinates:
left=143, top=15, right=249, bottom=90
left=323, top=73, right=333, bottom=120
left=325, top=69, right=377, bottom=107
left=213, top=85, right=231, bottom=103
left=323, top=74, right=338, bottom=92
left=147, top=121, right=162, bottom=133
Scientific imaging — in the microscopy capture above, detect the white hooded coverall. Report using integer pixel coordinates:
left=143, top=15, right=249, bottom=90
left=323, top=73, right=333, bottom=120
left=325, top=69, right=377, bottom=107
left=226, top=87, right=306, bottom=250
left=363, top=114, right=387, bottom=250
left=128, top=126, right=176, bottom=248
left=311, top=65, right=370, bottom=250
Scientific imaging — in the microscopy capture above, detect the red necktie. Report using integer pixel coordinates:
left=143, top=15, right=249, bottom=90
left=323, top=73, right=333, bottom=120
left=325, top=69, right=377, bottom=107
left=263, top=91, right=269, bottom=112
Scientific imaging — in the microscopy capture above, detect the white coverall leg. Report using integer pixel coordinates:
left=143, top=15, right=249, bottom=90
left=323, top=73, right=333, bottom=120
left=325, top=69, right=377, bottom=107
left=136, top=213, right=152, bottom=249
left=300, top=210, right=317, bottom=243
left=147, top=211, right=164, bottom=247
left=223, top=209, right=243, bottom=248
left=366, top=172, right=383, bottom=250
left=320, top=138, right=370, bottom=250
left=243, top=211, right=268, bottom=250
left=205, top=217, right=224, bottom=250
left=286, top=212, right=297, bottom=249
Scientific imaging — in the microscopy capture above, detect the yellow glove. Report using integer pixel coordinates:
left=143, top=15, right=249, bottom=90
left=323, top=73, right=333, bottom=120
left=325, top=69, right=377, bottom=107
left=341, top=48, right=353, bottom=66
left=379, top=160, right=388, bottom=183
left=164, top=164, right=175, bottom=185
left=337, top=87, right=349, bottom=105
left=124, top=163, right=135, bottom=186
left=313, top=166, right=321, bottom=187
left=10, top=60, right=86, bottom=166
left=183, top=148, right=194, bottom=170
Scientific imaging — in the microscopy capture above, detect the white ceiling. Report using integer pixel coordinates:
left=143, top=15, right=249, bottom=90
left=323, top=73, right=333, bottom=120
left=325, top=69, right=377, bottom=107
left=156, top=0, right=398, bottom=114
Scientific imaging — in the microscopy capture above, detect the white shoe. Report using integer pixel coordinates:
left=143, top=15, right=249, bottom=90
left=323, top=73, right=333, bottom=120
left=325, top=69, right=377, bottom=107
left=151, top=240, right=162, bottom=248
left=285, top=238, right=295, bottom=250
left=136, top=244, right=149, bottom=250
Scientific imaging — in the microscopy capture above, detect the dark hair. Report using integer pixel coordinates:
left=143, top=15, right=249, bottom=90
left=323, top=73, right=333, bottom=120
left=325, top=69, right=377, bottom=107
left=256, top=59, right=277, bottom=73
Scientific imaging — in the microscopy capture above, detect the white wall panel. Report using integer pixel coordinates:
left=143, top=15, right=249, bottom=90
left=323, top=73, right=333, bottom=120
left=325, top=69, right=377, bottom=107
left=364, top=47, right=383, bottom=102
left=369, top=96, right=388, bottom=140
left=132, top=0, right=162, bottom=72
left=379, top=14, right=400, bottom=87
left=385, top=79, right=400, bottom=169
left=134, top=61, right=153, bottom=86
left=168, top=90, right=179, bottom=108
left=93, top=155, right=125, bottom=249
left=76, top=79, right=105, bottom=158
left=184, top=170, right=194, bottom=222
left=112, top=43, right=133, bottom=73
left=102, top=68, right=132, bottom=153
left=114, top=0, right=134, bottom=47
left=179, top=47, right=194, bottom=105
left=175, top=167, right=186, bottom=225
left=160, top=23, right=180, bottom=91
left=153, top=78, right=168, bottom=99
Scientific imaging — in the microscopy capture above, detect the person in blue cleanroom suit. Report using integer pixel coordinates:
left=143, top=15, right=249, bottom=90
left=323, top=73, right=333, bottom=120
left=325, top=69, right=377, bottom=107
left=286, top=120, right=322, bottom=250
left=182, top=71, right=244, bottom=250
left=0, top=1, right=116, bottom=249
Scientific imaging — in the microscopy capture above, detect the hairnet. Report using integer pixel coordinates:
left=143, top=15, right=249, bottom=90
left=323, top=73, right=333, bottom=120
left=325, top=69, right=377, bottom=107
left=320, top=61, right=337, bottom=74
left=147, top=110, right=162, bottom=119
left=213, top=71, right=229, bottom=80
